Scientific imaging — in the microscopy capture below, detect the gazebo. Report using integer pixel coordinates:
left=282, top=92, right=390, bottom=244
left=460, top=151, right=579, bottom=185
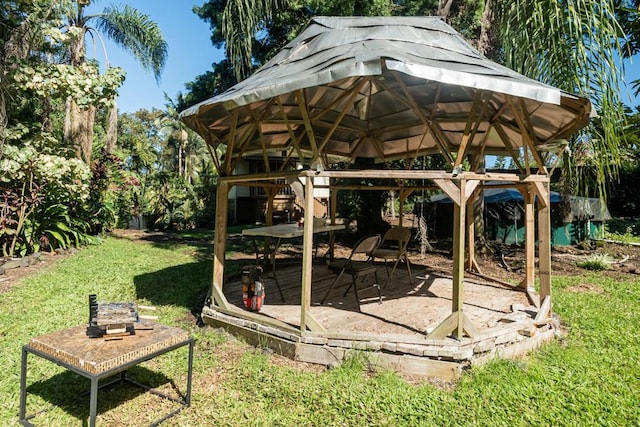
left=180, top=16, right=591, bottom=378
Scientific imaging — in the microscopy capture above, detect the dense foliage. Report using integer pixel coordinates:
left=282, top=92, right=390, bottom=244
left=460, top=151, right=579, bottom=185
left=2, top=1, right=640, bottom=255
left=0, top=1, right=214, bottom=256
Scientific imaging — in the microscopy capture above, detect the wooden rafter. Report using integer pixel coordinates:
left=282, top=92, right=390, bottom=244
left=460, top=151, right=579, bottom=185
left=205, top=135, right=223, bottom=173
left=317, top=79, right=368, bottom=153
left=347, top=136, right=369, bottom=163
left=369, top=136, right=389, bottom=163
left=385, top=73, right=454, bottom=164
left=222, top=109, right=240, bottom=175
left=426, top=121, right=455, bottom=165
left=227, top=126, right=257, bottom=174
left=407, top=130, right=430, bottom=169
left=453, top=90, right=491, bottom=171
left=309, top=84, right=361, bottom=123
left=296, top=89, right=320, bottom=161
left=471, top=126, right=491, bottom=171
left=276, top=97, right=306, bottom=163
left=256, top=123, right=270, bottom=173
left=493, top=122, right=525, bottom=174
left=506, top=96, right=548, bottom=175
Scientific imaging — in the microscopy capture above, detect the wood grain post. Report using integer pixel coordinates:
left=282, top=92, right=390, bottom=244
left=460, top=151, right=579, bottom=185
left=300, top=176, right=315, bottom=332
left=212, top=181, right=231, bottom=309
left=537, top=182, right=552, bottom=306
left=452, top=178, right=466, bottom=338
left=523, top=187, right=535, bottom=291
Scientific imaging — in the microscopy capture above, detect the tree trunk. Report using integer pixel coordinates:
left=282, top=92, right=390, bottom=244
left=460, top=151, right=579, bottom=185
left=438, top=0, right=454, bottom=18
left=68, top=23, right=97, bottom=165
left=71, top=102, right=96, bottom=164
left=105, top=101, right=118, bottom=154
left=41, top=96, right=52, bottom=133
left=478, top=0, right=499, bottom=59
left=64, top=98, right=72, bottom=145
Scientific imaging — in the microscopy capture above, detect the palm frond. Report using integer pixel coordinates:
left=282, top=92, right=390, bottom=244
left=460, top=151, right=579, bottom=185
left=497, top=0, right=627, bottom=199
left=222, top=0, right=291, bottom=80
left=95, top=5, right=168, bottom=82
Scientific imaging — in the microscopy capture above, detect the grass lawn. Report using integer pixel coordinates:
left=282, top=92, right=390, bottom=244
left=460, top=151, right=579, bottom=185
left=1, top=234, right=639, bottom=426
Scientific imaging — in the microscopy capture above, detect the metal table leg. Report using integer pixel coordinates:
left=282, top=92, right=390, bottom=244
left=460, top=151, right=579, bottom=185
left=19, top=347, right=28, bottom=423
left=89, top=377, right=98, bottom=427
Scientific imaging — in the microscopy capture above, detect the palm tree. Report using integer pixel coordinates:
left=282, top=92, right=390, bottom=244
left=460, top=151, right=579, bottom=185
left=62, top=0, right=167, bottom=164
left=495, top=0, right=627, bottom=198
left=221, top=0, right=291, bottom=80
left=159, top=97, right=209, bottom=184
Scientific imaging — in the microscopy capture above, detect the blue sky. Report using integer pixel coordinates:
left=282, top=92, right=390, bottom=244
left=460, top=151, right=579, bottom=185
left=85, top=1, right=224, bottom=113
left=86, top=2, right=639, bottom=113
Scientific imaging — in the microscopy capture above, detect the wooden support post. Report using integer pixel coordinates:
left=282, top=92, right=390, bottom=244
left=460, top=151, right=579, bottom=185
left=523, top=187, right=535, bottom=292
left=330, top=181, right=338, bottom=225
left=211, top=182, right=231, bottom=309
left=300, top=176, right=325, bottom=332
left=537, top=182, right=552, bottom=306
left=451, top=178, right=466, bottom=338
left=465, top=191, right=477, bottom=272
left=426, top=177, right=480, bottom=340
left=398, top=190, right=404, bottom=226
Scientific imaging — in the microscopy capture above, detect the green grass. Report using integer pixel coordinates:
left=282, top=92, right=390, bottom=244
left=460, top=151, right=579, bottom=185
left=1, top=235, right=639, bottom=426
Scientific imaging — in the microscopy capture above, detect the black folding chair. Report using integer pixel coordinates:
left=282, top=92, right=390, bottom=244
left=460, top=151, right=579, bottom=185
left=372, top=226, right=413, bottom=289
left=320, top=235, right=382, bottom=311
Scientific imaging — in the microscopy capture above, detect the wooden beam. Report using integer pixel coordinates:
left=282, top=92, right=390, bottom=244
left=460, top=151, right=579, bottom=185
left=538, top=182, right=552, bottom=303
left=300, top=176, right=318, bottom=332
left=275, top=97, right=306, bottom=163
left=317, top=80, right=368, bottom=154
left=507, top=96, right=548, bottom=174
left=296, top=89, right=320, bottom=161
left=493, top=122, right=525, bottom=173
left=211, top=182, right=231, bottom=309
left=227, top=126, right=257, bottom=175
left=451, top=178, right=467, bottom=338
left=384, top=73, right=454, bottom=164
left=521, top=187, right=535, bottom=291
left=452, top=91, right=490, bottom=171
left=433, top=179, right=460, bottom=206
left=205, top=141, right=222, bottom=175
left=472, top=124, right=492, bottom=171
left=222, top=109, right=240, bottom=175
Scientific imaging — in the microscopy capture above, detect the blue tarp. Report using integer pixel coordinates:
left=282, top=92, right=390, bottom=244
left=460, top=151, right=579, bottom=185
left=430, top=188, right=562, bottom=204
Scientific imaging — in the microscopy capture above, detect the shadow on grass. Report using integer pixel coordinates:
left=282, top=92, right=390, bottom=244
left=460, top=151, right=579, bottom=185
left=23, top=365, right=181, bottom=425
left=132, top=256, right=254, bottom=323
left=134, top=260, right=212, bottom=311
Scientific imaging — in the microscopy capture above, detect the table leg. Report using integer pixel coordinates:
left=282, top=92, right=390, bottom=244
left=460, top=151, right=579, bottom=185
left=328, top=230, right=337, bottom=261
left=186, top=340, right=194, bottom=405
left=271, top=238, right=285, bottom=301
left=19, top=347, right=28, bottom=422
left=89, top=377, right=98, bottom=427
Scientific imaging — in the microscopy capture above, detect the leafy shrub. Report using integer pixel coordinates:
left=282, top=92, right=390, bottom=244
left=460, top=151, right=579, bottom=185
left=0, top=143, right=92, bottom=256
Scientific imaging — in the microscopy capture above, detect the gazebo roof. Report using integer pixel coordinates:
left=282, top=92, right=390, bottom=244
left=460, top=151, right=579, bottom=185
left=180, top=16, right=591, bottom=168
